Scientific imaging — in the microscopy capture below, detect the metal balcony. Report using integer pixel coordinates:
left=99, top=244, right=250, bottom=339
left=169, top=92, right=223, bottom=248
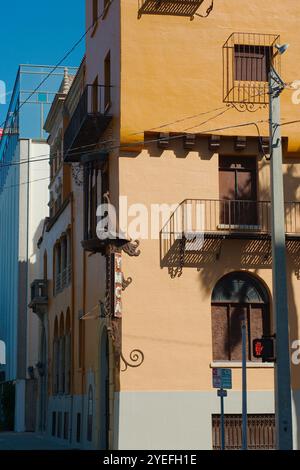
left=28, top=279, right=48, bottom=316
left=160, top=199, right=300, bottom=266
left=138, top=0, right=204, bottom=17
left=63, top=85, right=112, bottom=162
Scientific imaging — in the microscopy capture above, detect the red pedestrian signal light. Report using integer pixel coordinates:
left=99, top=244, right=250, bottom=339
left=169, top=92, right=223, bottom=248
left=253, top=337, right=274, bottom=362
left=254, top=340, right=264, bottom=357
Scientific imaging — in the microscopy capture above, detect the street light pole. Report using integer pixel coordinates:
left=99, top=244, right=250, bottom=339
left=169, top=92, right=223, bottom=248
left=269, top=63, right=293, bottom=450
left=241, top=320, right=247, bottom=450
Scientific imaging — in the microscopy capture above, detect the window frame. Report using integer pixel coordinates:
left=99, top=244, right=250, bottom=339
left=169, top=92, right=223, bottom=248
left=211, top=301, right=270, bottom=362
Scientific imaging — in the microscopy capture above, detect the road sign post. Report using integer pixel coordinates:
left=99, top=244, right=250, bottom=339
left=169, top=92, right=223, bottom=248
left=242, top=320, right=247, bottom=450
left=213, top=368, right=232, bottom=450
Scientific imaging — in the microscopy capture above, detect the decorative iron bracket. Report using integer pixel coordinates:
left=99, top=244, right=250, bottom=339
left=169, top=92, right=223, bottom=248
left=231, top=103, right=267, bottom=113
left=122, top=240, right=141, bottom=257
left=120, top=350, right=145, bottom=372
left=195, top=0, right=214, bottom=18
left=122, top=274, right=133, bottom=291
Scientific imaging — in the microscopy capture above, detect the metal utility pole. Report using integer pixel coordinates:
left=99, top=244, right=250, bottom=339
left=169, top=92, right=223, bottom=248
left=269, top=62, right=293, bottom=450
left=218, top=388, right=226, bottom=450
left=241, top=320, right=247, bottom=450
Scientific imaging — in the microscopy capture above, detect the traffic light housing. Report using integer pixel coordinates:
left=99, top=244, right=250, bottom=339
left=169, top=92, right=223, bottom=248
left=253, top=337, right=275, bottom=362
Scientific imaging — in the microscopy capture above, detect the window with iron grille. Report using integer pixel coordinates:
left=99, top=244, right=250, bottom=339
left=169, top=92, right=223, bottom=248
left=212, top=414, right=276, bottom=450
left=223, top=33, right=280, bottom=106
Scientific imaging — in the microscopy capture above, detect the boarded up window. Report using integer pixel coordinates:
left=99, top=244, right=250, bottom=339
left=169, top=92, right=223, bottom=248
left=212, top=306, right=228, bottom=360
left=212, top=304, right=269, bottom=361
left=212, top=273, right=270, bottom=362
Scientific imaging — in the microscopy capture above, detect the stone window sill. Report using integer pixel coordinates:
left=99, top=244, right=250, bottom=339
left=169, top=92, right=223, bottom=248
left=210, top=361, right=274, bottom=369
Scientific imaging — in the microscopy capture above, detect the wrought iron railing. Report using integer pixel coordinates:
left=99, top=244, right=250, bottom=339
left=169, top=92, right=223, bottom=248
left=55, top=273, right=62, bottom=295
left=64, top=84, right=112, bottom=158
left=212, top=414, right=275, bottom=450
left=161, top=199, right=300, bottom=255
left=61, top=268, right=67, bottom=289
left=67, top=264, right=72, bottom=285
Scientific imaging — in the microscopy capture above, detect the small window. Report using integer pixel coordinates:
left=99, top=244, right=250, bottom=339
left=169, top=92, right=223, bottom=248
left=64, top=412, right=69, bottom=440
left=57, top=412, right=62, bottom=438
left=52, top=412, right=56, bottom=437
left=76, top=413, right=81, bottom=443
left=234, top=45, right=271, bottom=82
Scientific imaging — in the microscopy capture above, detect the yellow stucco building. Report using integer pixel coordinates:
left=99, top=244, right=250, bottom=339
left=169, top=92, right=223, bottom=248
left=30, top=0, right=300, bottom=449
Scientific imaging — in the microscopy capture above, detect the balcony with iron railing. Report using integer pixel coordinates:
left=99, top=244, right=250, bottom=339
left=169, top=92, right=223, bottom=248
left=55, top=272, right=62, bottom=295
left=28, top=279, right=48, bottom=316
left=55, top=264, right=72, bottom=294
left=160, top=199, right=300, bottom=267
left=63, top=85, right=112, bottom=162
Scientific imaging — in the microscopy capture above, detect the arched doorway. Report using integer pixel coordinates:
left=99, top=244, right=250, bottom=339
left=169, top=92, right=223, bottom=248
left=211, top=272, right=270, bottom=362
left=99, top=328, right=110, bottom=450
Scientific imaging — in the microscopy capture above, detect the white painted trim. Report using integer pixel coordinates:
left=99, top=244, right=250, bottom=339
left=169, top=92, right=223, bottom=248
left=210, top=361, right=274, bottom=369
left=115, top=390, right=276, bottom=450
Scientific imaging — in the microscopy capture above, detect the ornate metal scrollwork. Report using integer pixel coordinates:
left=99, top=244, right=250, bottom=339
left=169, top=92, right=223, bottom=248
left=231, top=103, right=267, bottom=113
left=71, top=163, right=84, bottom=186
left=122, top=274, right=133, bottom=291
left=120, top=349, right=145, bottom=372
left=122, top=239, right=141, bottom=257
left=103, top=246, right=144, bottom=372
left=168, top=266, right=183, bottom=279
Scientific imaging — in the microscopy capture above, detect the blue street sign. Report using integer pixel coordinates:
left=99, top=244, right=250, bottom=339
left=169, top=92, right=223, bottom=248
left=212, top=368, right=232, bottom=390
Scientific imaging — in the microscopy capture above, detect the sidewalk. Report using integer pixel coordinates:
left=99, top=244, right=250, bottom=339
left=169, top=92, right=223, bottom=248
left=0, top=432, right=71, bottom=450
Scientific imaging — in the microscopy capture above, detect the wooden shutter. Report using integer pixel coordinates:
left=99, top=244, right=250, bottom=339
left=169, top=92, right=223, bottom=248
left=212, top=305, right=229, bottom=361
left=219, top=171, right=235, bottom=225
left=236, top=170, right=257, bottom=226
left=219, top=169, right=235, bottom=201
left=234, top=46, right=270, bottom=82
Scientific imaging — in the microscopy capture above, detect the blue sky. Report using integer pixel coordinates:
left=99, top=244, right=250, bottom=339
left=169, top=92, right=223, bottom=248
left=0, top=0, right=85, bottom=125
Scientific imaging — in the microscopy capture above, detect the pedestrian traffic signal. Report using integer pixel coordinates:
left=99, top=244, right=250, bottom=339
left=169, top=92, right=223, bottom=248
left=253, top=337, right=275, bottom=362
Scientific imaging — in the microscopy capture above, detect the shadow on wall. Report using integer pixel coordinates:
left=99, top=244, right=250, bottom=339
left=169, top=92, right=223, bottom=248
left=138, top=0, right=204, bottom=17
left=283, top=163, right=300, bottom=450
left=158, top=158, right=300, bottom=448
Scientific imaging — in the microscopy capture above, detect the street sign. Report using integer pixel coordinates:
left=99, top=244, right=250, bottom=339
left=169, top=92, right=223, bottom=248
left=217, top=389, right=227, bottom=398
left=212, top=368, right=232, bottom=389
